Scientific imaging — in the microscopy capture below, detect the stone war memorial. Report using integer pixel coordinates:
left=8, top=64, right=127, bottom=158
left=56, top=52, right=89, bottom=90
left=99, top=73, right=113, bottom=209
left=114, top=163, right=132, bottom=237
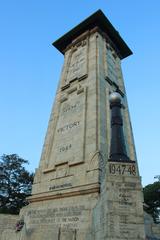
left=1, top=9, right=160, bottom=240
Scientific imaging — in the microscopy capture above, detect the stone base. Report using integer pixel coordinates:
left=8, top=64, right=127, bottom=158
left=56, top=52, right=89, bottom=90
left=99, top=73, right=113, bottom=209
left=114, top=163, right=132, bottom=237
left=91, top=161, right=146, bottom=240
left=18, top=192, right=98, bottom=240
left=1, top=163, right=160, bottom=240
left=1, top=177, right=160, bottom=239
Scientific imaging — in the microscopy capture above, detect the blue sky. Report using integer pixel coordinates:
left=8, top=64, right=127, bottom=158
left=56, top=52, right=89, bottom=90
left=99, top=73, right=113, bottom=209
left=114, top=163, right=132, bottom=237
left=0, top=0, right=160, bottom=186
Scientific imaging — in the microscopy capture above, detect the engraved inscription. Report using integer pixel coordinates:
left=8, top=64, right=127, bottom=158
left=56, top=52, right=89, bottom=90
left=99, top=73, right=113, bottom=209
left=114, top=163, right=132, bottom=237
left=59, top=144, right=72, bottom=153
left=57, top=121, right=80, bottom=133
left=48, top=90, right=86, bottom=166
left=49, top=183, right=72, bottom=191
left=118, top=188, right=133, bottom=206
left=27, top=205, right=86, bottom=229
left=106, top=46, right=118, bottom=83
left=62, top=101, right=80, bottom=113
left=109, top=163, right=136, bottom=176
left=108, top=215, right=115, bottom=236
left=106, top=160, right=142, bottom=239
left=66, top=42, right=87, bottom=83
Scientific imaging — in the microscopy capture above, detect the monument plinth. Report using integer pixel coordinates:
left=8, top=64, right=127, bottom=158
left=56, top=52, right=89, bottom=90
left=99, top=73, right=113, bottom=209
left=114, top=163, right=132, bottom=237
left=20, top=10, right=145, bottom=240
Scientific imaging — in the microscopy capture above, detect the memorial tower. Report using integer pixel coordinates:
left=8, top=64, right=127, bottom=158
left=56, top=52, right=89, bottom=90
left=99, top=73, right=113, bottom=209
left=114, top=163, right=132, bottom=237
left=21, top=10, right=145, bottom=240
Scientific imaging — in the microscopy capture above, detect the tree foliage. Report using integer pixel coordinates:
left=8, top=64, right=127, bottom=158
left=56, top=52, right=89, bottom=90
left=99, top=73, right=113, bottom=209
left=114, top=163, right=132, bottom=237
left=143, top=177, right=160, bottom=223
left=0, top=154, right=34, bottom=214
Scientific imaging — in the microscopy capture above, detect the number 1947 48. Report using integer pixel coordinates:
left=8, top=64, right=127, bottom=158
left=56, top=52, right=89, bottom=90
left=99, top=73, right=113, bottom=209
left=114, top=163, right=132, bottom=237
left=109, top=163, right=136, bottom=176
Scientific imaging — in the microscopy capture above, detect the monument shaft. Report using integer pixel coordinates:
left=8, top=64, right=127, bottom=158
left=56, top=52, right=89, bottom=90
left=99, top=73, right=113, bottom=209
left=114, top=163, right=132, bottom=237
left=21, top=10, right=145, bottom=240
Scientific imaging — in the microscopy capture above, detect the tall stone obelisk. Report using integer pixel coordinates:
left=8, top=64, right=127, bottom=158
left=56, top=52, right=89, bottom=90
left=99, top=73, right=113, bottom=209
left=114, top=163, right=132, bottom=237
left=20, top=10, right=145, bottom=240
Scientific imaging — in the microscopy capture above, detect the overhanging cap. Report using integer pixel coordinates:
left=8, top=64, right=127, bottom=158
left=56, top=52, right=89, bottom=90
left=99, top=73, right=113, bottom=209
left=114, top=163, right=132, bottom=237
left=52, top=10, right=132, bottom=59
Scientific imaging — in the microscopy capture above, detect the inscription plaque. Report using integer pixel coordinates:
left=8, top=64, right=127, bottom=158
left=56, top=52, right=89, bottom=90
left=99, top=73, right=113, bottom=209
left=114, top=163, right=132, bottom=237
left=109, top=162, right=137, bottom=176
left=27, top=205, right=86, bottom=230
left=64, top=40, right=88, bottom=85
left=106, top=161, right=141, bottom=239
left=48, top=90, right=87, bottom=167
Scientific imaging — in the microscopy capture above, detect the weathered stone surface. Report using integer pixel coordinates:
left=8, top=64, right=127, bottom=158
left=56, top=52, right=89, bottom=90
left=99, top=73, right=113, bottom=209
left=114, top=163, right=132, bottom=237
left=0, top=214, right=19, bottom=240
left=23, top=24, right=145, bottom=239
left=1, top=10, right=159, bottom=240
left=91, top=162, right=145, bottom=239
left=18, top=194, right=98, bottom=240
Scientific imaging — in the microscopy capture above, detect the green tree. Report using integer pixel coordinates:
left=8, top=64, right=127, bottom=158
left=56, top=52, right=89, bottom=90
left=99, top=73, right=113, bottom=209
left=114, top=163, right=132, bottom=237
left=143, top=177, right=160, bottom=223
left=0, top=154, right=34, bottom=214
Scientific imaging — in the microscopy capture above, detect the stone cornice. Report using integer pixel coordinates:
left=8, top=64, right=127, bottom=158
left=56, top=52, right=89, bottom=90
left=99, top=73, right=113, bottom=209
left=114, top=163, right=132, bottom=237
left=28, top=183, right=100, bottom=203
